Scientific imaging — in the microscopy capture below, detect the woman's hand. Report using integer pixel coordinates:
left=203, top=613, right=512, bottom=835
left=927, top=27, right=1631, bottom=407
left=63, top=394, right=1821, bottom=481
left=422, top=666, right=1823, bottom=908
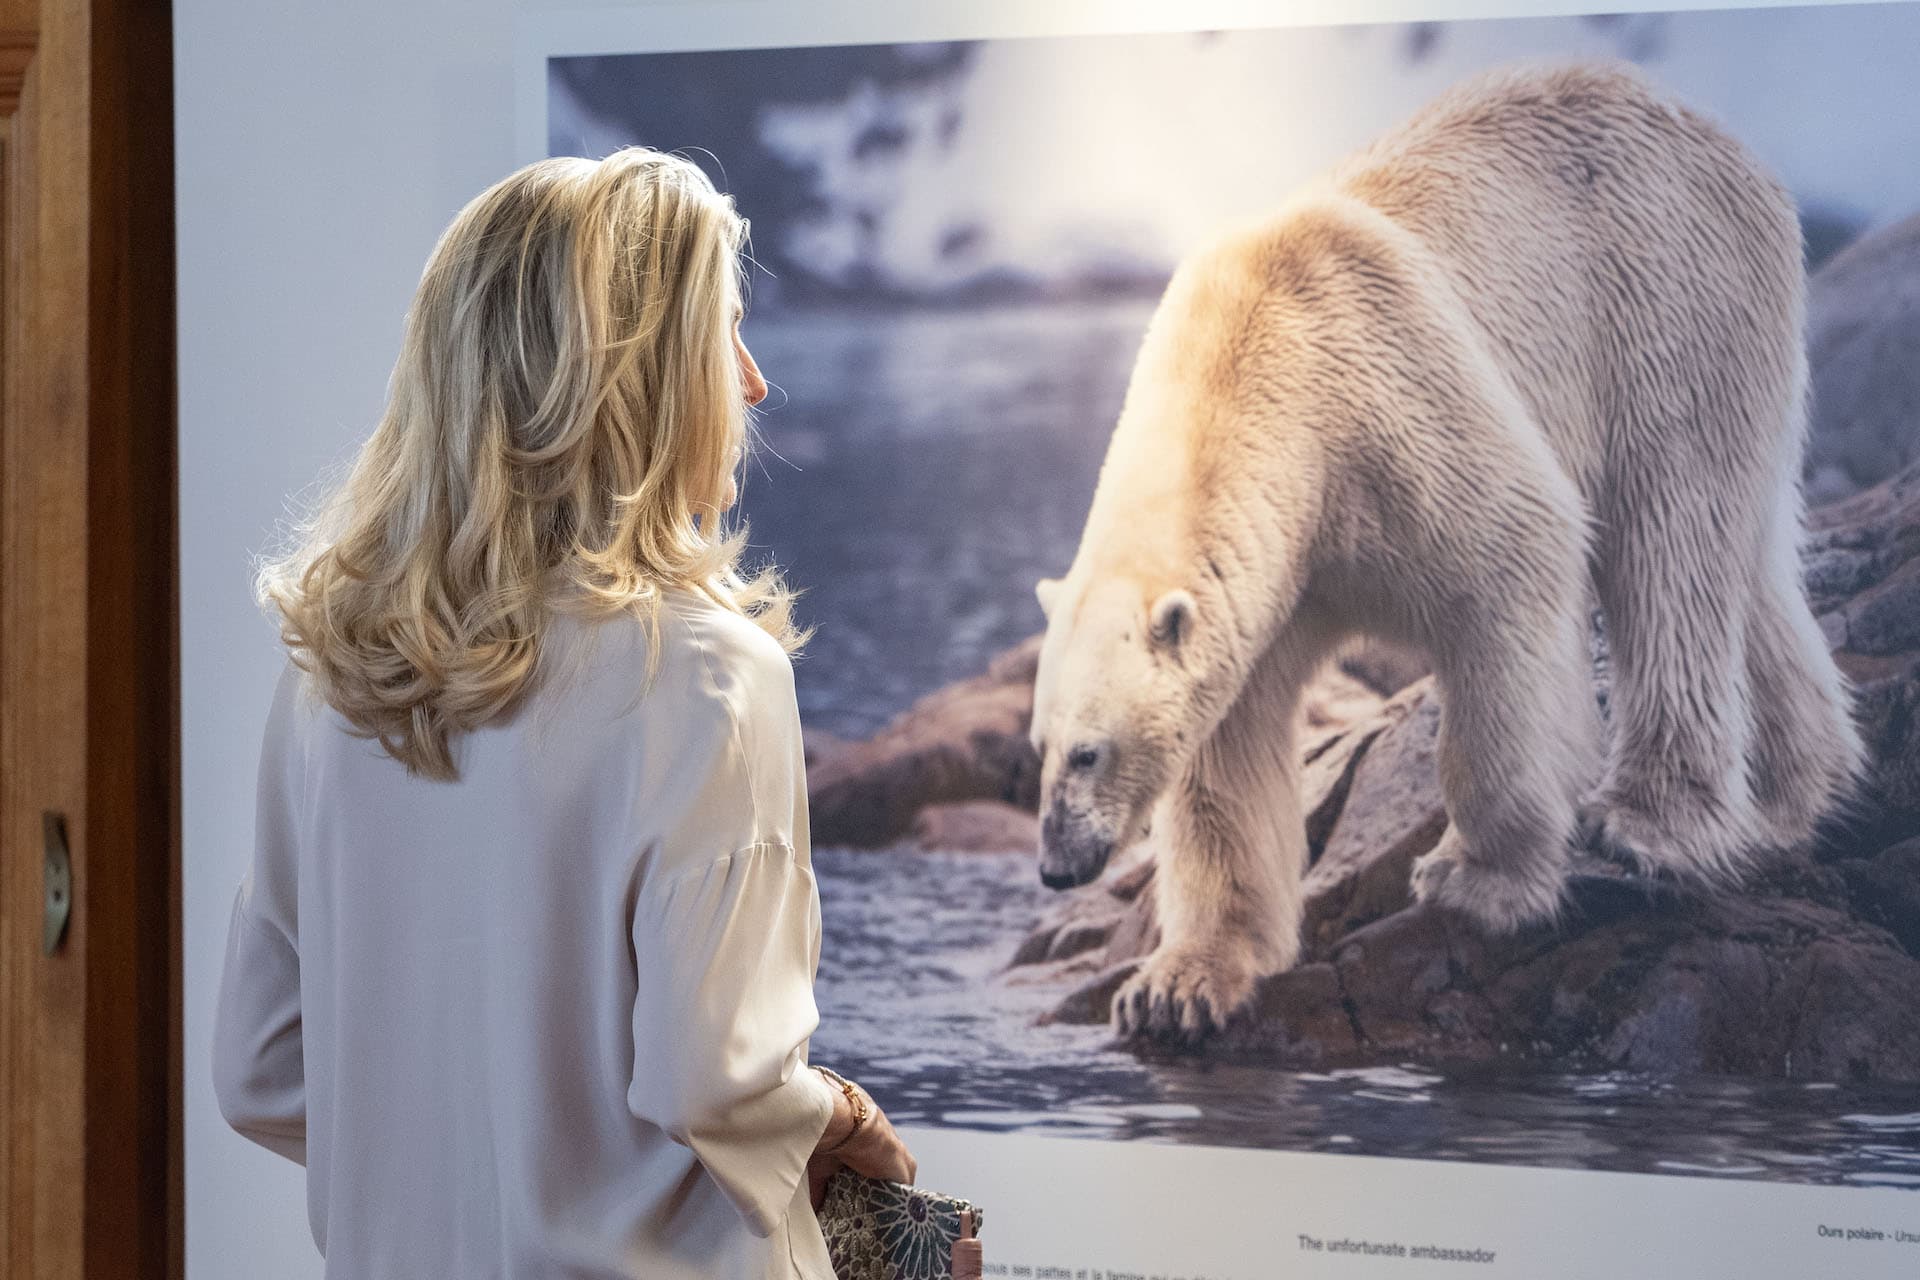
left=806, top=1153, right=843, bottom=1210
left=813, top=1069, right=917, bottom=1186
left=836, top=1093, right=917, bottom=1185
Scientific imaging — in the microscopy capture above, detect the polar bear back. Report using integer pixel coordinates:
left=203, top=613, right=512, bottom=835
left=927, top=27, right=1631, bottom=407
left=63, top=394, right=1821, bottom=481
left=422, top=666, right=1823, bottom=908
left=1330, top=61, right=1807, bottom=498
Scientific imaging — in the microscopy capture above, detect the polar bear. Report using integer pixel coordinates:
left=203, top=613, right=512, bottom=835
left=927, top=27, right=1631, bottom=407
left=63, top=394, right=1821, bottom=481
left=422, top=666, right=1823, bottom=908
left=1028, top=62, right=1863, bottom=1043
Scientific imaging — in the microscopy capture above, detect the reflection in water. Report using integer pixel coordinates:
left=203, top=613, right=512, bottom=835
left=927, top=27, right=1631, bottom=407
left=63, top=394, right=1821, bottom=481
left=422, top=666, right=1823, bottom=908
left=813, top=847, right=1920, bottom=1189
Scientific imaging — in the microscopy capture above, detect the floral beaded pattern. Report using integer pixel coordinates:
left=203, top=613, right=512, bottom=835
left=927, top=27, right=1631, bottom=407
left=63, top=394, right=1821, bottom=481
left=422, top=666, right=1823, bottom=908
left=817, top=1170, right=983, bottom=1280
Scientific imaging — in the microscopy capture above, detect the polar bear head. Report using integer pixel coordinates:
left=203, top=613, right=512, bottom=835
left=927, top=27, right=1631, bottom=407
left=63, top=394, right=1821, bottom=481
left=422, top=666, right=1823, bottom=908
left=1029, top=573, right=1211, bottom=889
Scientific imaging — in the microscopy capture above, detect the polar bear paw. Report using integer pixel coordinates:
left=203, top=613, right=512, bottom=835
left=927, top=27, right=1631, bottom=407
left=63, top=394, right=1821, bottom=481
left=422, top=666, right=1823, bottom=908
left=1577, top=800, right=1675, bottom=876
left=1111, top=943, right=1262, bottom=1046
left=1577, top=797, right=1754, bottom=886
left=1410, top=829, right=1567, bottom=934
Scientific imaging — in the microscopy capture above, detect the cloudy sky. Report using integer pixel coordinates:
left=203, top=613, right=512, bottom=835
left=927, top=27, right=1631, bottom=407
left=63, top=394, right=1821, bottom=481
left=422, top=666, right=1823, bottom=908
left=550, top=3, right=1920, bottom=303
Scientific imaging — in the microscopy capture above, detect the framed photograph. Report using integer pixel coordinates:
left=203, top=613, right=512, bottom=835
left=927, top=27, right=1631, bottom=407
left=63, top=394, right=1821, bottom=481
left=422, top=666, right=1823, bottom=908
left=522, top=4, right=1920, bottom=1273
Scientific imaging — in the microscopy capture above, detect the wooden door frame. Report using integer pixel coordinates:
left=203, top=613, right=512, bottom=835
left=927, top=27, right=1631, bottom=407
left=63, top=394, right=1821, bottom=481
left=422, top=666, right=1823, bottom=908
left=0, top=0, right=181, bottom=1277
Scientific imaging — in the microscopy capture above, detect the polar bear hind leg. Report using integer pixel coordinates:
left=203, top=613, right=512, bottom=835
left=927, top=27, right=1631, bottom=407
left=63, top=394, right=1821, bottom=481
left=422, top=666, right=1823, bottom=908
left=1575, top=112, right=1843, bottom=882
left=1584, top=456, right=1771, bottom=882
left=1741, top=502, right=1865, bottom=849
left=1586, top=570, right=1762, bottom=879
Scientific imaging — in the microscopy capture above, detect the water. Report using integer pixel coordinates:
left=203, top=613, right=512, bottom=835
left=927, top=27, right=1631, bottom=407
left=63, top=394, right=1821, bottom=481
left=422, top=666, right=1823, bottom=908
left=814, top=847, right=1920, bottom=1189
left=739, top=299, right=1154, bottom=738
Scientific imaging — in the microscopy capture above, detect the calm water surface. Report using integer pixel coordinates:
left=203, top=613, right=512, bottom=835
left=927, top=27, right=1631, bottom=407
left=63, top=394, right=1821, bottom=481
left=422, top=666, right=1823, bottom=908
left=814, top=847, right=1920, bottom=1189
left=740, top=300, right=1151, bottom=738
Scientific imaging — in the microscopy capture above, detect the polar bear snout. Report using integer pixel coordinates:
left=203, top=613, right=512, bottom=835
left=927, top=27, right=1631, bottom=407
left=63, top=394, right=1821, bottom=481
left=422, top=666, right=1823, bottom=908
left=1039, top=799, right=1116, bottom=890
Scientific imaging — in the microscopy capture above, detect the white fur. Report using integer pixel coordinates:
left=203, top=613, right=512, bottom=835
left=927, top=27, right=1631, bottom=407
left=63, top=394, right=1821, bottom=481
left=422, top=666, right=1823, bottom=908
left=1029, top=63, right=1865, bottom=1042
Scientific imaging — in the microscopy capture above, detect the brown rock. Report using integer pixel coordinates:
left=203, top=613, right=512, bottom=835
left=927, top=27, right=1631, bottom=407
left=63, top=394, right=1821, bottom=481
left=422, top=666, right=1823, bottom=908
left=1099, top=867, right=1161, bottom=968
left=1005, top=855, right=1160, bottom=983
left=1192, top=880, right=1920, bottom=1081
left=1809, top=464, right=1920, bottom=840
left=1806, top=212, right=1920, bottom=502
left=1039, top=960, right=1140, bottom=1027
left=1212, top=962, right=1362, bottom=1062
left=809, top=638, right=1042, bottom=847
left=1299, top=687, right=1407, bottom=862
left=1301, top=687, right=1446, bottom=955
left=1105, top=857, right=1157, bottom=903
left=1839, top=837, right=1920, bottom=956
left=803, top=726, right=853, bottom=770
left=908, top=801, right=1040, bottom=854
left=1302, top=667, right=1388, bottom=731
left=1781, top=934, right=1920, bottom=1079
left=1008, top=926, right=1061, bottom=969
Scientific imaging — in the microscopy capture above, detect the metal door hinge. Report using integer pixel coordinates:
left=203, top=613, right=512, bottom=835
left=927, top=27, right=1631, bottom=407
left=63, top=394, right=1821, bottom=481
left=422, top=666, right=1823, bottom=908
left=43, top=811, right=71, bottom=955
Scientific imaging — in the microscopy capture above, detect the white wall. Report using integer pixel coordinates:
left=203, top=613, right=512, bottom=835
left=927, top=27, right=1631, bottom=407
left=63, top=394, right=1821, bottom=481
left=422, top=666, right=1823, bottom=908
left=174, top=1, right=1834, bottom=1276
left=175, top=3, right=624, bottom=1273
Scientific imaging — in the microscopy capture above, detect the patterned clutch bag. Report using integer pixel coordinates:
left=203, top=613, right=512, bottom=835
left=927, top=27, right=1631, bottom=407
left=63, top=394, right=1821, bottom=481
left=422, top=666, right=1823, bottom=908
left=816, top=1169, right=984, bottom=1280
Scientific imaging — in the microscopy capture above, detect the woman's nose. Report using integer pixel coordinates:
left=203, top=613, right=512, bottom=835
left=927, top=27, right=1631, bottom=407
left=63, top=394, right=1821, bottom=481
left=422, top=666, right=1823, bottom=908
left=740, top=349, right=768, bottom=406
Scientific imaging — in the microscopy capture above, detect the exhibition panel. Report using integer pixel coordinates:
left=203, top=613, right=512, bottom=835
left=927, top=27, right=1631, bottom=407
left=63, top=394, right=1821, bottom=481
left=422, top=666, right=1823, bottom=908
left=169, top=4, right=1920, bottom=1277
left=524, top=3, right=1920, bottom=1274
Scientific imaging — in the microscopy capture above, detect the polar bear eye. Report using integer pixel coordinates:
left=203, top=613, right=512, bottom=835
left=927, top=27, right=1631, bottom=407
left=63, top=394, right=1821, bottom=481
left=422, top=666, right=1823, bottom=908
left=1066, top=743, right=1102, bottom=772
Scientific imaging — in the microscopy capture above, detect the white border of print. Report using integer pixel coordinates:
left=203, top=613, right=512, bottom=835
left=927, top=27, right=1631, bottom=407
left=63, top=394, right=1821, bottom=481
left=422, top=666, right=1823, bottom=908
left=513, top=0, right=1844, bottom=165
left=905, top=1127, right=1920, bottom=1280
left=516, top=3, right=1920, bottom=1277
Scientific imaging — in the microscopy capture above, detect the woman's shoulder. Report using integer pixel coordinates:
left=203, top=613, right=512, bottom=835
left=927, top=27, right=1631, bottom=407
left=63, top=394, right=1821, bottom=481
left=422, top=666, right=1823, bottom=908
left=539, top=593, right=805, bottom=855
left=656, top=589, right=795, bottom=703
left=659, top=588, right=791, bottom=667
left=537, top=590, right=793, bottom=729
left=267, top=595, right=796, bottom=790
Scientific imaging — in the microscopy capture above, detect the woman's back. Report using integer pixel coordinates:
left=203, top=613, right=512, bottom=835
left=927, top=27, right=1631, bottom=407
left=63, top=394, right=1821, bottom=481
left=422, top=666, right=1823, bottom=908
left=214, top=591, right=838, bottom=1279
left=217, top=146, right=916, bottom=1278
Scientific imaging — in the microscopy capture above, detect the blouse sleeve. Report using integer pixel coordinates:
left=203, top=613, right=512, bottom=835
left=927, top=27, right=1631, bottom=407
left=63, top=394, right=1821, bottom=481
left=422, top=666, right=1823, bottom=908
left=210, top=663, right=309, bottom=1164
left=626, top=839, right=839, bottom=1238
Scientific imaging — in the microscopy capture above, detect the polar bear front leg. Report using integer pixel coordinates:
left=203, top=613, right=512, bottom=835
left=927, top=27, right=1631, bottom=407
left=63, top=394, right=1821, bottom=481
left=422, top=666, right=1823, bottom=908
left=1411, top=594, right=1603, bottom=932
left=1112, top=794, right=1306, bottom=1044
left=1112, top=646, right=1318, bottom=1045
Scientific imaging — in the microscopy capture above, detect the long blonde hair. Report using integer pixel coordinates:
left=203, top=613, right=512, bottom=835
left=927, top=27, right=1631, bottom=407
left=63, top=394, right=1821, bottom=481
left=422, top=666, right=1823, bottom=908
left=258, top=148, right=801, bottom=780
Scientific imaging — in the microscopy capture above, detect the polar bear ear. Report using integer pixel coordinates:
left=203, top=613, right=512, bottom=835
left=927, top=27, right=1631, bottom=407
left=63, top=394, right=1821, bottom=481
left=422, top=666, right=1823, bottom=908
left=1035, top=577, right=1063, bottom=619
left=1149, top=589, right=1196, bottom=649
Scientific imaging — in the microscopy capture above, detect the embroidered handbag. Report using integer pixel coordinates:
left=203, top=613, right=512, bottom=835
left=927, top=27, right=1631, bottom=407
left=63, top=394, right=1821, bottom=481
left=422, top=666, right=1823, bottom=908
left=816, top=1169, right=984, bottom=1280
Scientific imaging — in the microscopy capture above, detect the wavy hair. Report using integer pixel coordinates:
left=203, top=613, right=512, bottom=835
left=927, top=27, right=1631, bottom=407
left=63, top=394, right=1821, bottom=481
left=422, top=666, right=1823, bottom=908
left=258, top=148, right=801, bottom=780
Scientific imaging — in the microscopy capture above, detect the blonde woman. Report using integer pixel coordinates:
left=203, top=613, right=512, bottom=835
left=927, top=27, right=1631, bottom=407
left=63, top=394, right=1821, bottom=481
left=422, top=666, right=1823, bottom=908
left=212, top=149, right=915, bottom=1279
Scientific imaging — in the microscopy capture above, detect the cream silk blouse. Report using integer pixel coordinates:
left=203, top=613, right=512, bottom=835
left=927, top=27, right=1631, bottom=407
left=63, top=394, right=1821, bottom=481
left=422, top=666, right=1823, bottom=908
left=212, top=591, right=841, bottom=1279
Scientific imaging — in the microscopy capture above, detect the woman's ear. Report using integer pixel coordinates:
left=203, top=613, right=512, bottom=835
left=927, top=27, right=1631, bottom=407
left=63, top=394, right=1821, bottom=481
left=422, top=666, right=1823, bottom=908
left=1035, top=577, right=1063, bottom=619
left=1149, top=589, right=1196, bottom=649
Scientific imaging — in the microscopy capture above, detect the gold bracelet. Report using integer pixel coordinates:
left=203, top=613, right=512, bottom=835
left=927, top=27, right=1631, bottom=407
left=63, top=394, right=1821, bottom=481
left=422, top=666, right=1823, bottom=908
left=815, top=1065, right=869, bottom=1154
